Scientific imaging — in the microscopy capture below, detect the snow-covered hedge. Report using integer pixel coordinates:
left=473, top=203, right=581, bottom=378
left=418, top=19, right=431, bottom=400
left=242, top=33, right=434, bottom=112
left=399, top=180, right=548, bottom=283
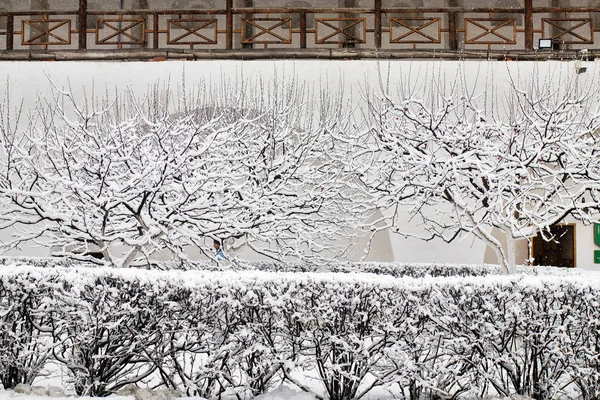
left=0, top=256, right=90, bottom=268
left=0, top=256, right=584, bottom=278
left=1, top=265, right=599, bottom=399
left=226, top=261, right=587, bottom=277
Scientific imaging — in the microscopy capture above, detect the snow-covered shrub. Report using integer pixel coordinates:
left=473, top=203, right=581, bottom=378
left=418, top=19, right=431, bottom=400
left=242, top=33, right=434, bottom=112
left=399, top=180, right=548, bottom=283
left=223, top=281, right=288, bottom=398
left=0, top=272, right=53, bottom=389
left=50, top=275, right=164, bottom=396
left=0, top=264, right=599, bottom=399
left=151, top=283, right=238, bottom=398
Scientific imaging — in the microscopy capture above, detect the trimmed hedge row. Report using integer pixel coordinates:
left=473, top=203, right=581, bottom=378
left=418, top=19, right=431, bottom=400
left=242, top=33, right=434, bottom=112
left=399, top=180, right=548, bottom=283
left=0, top=264, right=599, bottom=399
left=0, top=256, right=583, bottom=278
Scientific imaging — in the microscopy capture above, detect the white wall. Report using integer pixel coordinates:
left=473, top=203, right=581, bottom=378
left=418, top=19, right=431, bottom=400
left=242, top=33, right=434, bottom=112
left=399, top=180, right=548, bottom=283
left=573, top=220, right=600, bottom=271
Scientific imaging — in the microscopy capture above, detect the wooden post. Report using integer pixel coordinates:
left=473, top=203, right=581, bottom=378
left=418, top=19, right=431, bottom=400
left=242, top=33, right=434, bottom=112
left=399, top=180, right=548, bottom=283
left=133, top=0, right=148, bottom=48
left=300, top=12, right=307, bottom=49
left=153, top=13, right=159, bottom=49
left=226, top=0, right=233, bottom=49
left=78, top=0, right=87, bottom=50
left=524, top=0, right=533, bottom=50
left=5, top=14, right=13, bottom=50
left=241, top=0, right=253, bottom=49
left=374, top=0, right=381, bottom=49
left=448, top=11, right=457, bottom=50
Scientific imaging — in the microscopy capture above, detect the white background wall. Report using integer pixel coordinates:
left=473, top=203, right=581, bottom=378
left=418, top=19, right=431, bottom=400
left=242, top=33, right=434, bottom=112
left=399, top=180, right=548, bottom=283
left=573, top=221, right=600, bottom=271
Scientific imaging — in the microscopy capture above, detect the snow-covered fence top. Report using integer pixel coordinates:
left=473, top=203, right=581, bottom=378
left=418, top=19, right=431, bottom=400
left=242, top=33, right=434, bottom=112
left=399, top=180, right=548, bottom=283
left=0, top=256, right=591, bottom=278
left=0, top=262, right=598, bottom=289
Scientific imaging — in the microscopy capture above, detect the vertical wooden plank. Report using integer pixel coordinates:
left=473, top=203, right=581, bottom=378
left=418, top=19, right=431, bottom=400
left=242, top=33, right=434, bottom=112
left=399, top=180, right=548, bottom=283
left=448, top=11, right=457, bottom=50
left=6, top=14, right=13, bottom=50
left=525, top=0, right=533, bottom=50
left=79, top=0, right=87, bottom=49
left=153, top=13, right=159, bottom=49
left=300, top=12, right=306, bottom=48
left=241, top=0, right=253, bottom=49
left=374, top=0, right=381, bottom=49
left=226, top=0, right=233, bottom=49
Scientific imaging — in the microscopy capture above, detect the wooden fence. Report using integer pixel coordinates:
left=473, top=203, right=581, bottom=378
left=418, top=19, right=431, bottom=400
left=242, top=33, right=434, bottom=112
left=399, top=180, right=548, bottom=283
left=0, top=1, right=598, bottom=59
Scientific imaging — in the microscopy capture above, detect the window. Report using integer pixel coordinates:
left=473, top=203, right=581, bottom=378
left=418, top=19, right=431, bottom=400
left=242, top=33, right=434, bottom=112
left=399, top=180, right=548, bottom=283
left=532, top=224, right=576, bottom=268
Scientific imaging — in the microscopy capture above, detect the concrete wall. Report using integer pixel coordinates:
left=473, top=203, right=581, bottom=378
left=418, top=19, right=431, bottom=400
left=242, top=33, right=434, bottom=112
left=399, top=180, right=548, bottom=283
left=571, top=220, right=600, bottom=271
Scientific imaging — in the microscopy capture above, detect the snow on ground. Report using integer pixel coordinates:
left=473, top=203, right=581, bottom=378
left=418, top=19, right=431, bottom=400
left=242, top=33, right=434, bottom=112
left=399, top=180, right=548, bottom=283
left=0, top=385, right=318, bottom=400
left=0, top=390, right=535, bottom=400
left=0, top=391, right=533, bottom=400
left=253, top=387, right=317, bottom=400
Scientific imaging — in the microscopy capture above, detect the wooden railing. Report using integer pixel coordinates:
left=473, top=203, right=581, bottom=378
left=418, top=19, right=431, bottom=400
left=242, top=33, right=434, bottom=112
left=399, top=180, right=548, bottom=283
left=0, top=1, right=598, bottom=59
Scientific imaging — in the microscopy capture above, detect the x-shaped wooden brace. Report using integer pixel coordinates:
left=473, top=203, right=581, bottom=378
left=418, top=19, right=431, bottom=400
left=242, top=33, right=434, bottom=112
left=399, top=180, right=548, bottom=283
left=23, top=20, right=70, bottom=44
left=466, top=19, right=514, bottom=44
left=98, top=19, right=144, bottom=44
left=317, top=19, right=365, bottom=43
left=169, top=20, right=216, bottom=44
left=544, top=19, right=592, bottom=43
left=243, top=19, right=291, bottom=44
left=391, top=18, right=440, bottom=43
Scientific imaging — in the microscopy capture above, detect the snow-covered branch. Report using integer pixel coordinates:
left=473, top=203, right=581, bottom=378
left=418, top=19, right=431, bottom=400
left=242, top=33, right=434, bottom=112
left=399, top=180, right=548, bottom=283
left=0, top=77, right=374, bottom=267
left=361, top=63, right=600, bottom=273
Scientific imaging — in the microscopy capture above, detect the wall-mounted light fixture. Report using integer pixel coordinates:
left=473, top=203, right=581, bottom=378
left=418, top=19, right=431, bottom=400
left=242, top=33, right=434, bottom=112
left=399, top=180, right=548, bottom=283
left=538, top=38, right=552, bottom=49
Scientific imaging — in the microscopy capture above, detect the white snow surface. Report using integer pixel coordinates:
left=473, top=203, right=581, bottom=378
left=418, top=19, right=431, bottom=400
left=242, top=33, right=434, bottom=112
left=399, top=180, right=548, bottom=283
left=0, top=389, right=532, bottom=400
left=1, top=262, right=599, bottom=292
left=0, top=385, right=318, bottom=400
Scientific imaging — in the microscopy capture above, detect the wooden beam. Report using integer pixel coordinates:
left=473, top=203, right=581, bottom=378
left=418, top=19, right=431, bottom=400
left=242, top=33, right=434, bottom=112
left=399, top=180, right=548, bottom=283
left=153, top=13, right=159, bottom=49
left=374, top=0, right=381, bottom=49
left=300, top=12, right=307, bottom=49
left=241, top=0, right=253, bottom=49
left=78, top=0, right=87, bottom=50
left=6, top=14, right=13, bottom=50
left=233, top=7, right=374, bottom=13
left=0, top=48, right=595, bottom=62
left=226, top=0, right=233, bottom=49
left=524, top=0, right=533, bottom=50
left=448, top=11, right=457, bottom=50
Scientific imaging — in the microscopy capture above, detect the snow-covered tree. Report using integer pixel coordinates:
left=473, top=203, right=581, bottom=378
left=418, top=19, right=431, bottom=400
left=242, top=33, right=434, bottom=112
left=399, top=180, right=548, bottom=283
left=362, top=64, right=600, bottom=273
left=0, top=77, right=372, bottom=267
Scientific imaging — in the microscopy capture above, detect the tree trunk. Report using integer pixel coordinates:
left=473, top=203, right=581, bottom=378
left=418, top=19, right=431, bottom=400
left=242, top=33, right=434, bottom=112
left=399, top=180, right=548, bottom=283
left=506, top=235, right=517, bottom=274
left=474, top=226, right=510, bottom=274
